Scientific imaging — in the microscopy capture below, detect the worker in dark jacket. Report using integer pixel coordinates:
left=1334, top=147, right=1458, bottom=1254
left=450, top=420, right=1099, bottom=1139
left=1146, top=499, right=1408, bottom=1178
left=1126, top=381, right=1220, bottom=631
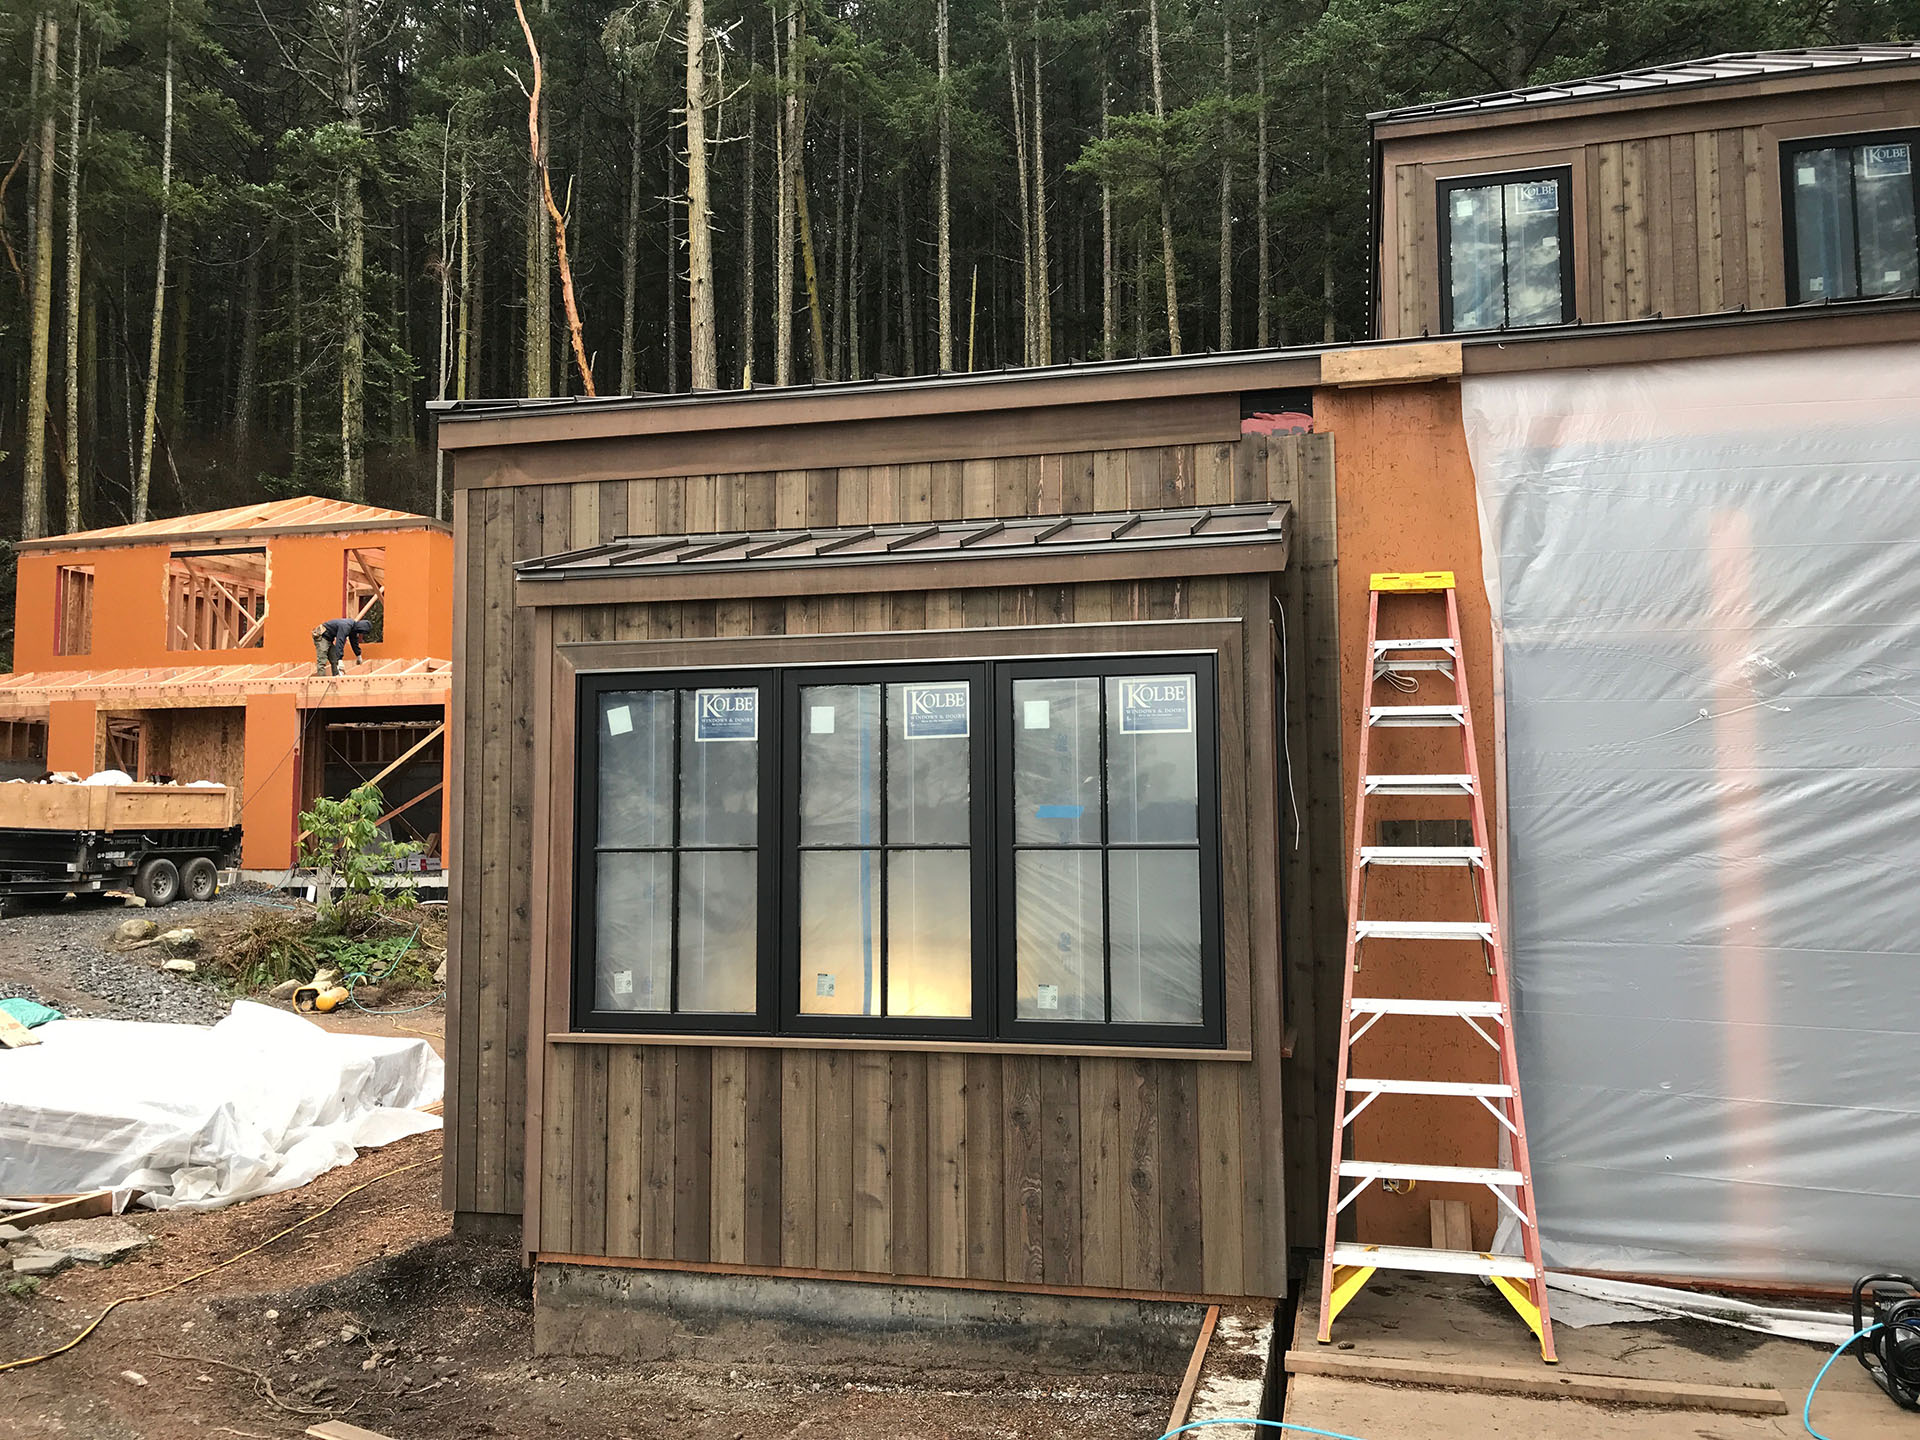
left=312, top=617, right=373, bottom=676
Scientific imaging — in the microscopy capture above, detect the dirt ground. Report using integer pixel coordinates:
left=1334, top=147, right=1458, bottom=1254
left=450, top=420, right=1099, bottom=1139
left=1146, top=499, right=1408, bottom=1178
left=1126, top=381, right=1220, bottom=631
left=0, top=894, right=1178, bottom=1439
left=0, top=1133, right=1177, bottom=1439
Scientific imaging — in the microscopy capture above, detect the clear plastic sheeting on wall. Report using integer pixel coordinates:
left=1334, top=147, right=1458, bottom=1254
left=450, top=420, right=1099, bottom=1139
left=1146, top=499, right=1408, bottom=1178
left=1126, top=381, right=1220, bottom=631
left=1462, top=343, right=1920, bottom=1287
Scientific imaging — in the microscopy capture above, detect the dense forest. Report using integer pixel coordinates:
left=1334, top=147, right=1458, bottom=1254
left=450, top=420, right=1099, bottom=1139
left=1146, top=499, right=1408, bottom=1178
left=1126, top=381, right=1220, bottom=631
left=1, top=0, right=1915, bottom=538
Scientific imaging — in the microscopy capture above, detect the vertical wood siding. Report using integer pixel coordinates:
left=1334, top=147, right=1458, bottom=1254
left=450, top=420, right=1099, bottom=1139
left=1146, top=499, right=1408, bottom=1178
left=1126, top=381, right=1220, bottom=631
left=449, top=431, right=1339, bottom=1301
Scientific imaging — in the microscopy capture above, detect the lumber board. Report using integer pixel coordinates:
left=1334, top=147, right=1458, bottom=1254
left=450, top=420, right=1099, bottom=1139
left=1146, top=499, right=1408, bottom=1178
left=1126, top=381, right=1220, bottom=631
left=307, top=1424, right=400, bottom=1440
left=1319, top=342, right=1461, bottom=388
left=927, top=1053, right=968, bottom=1278
left=1280, top=1352, right=1789, bottom=1415
left=709, top=1048, right=748, bottom=1264
left=889, top=1051, right=930, bottom=1277
left=1002, top=1054, right=1045, bottom=1284
left=851, top=1051, right=893, bottom=1274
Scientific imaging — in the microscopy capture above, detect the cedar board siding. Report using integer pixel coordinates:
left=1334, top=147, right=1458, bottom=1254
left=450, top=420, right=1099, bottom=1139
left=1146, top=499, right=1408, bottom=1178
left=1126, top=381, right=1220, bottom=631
left=1377, top=75, right=1920, bottom=337
left=445, top=431, right=1342, bottom=1302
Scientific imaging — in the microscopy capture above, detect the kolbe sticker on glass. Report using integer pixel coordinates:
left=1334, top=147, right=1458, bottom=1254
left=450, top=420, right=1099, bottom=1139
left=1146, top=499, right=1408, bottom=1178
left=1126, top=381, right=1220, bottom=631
left=901, top=681, right=970, bottom=739
left=1118, top=675, right=1193, bottom=734
left=693, top=687, right=758, bottom=742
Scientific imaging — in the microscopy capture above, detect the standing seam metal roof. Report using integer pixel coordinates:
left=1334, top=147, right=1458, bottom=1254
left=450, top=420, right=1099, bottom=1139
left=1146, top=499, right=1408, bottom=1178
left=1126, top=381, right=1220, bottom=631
left=1370, top=44, right=1920, bottom=124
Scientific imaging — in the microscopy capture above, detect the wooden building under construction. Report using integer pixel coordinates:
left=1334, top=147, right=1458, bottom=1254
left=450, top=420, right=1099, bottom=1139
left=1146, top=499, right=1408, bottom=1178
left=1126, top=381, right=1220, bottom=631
left=0, top=497, right=455, bottom=872
left=438, top=45, right=1920, bottom=1338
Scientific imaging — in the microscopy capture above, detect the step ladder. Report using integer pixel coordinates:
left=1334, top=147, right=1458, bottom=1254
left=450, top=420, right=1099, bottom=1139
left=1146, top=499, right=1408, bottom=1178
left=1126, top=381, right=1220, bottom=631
left=1316, top=569, right=1556, bottom=1363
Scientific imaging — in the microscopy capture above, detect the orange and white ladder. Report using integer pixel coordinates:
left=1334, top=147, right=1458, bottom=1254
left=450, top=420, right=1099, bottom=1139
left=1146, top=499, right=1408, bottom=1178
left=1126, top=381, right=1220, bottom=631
left=1316, top=570, right=1556, bottom=1363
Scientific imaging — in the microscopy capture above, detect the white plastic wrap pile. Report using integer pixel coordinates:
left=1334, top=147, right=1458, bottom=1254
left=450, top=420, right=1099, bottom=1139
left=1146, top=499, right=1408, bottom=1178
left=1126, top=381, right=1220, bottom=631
left=0, top=1001, right=441, bottom=1209
left=1462, top=341, right=1920, bottom=1287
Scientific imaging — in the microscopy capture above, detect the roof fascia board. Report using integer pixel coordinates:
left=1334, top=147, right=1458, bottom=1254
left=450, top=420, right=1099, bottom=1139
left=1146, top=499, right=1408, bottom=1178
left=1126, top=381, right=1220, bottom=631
left=1371, top=62, right=1920, bottom=138
left=16, top=515, right=453, bottom=554
left=1459, top=301, right=1920, bottom=373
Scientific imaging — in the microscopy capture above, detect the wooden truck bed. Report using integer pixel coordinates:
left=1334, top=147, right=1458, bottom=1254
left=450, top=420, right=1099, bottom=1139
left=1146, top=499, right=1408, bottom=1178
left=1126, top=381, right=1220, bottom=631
left=0, top=783, right=237, bottom=833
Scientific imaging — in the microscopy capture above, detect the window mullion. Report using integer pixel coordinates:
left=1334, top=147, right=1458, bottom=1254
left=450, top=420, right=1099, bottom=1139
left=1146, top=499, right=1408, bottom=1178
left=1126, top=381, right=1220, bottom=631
left=1850, top=146, right=1864, bottom=300
left=1096, top=676, right=1114, bottom=1027
left=877, top=686, right=891, bottom=1019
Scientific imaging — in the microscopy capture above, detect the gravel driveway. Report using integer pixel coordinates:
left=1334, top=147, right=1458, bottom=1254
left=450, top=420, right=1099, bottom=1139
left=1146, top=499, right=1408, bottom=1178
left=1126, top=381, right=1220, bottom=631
left=0, top=886, right=293, bottom=1026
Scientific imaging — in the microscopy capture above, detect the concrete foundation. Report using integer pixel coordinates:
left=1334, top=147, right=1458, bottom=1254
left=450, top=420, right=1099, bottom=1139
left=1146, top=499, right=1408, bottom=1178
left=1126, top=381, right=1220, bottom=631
left=535, top=1263, right=1208, bottom=1374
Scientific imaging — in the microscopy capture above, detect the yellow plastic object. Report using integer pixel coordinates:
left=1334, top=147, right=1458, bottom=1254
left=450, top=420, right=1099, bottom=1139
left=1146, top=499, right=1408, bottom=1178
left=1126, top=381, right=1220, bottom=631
left=1370, top=570, right=1455, bottom=592
left=311, top=985, right=350, bottom=1013
left=1318, top=1261, right=1378, bottom=1339
left=1490, top=1274, right=1557, bottom=1362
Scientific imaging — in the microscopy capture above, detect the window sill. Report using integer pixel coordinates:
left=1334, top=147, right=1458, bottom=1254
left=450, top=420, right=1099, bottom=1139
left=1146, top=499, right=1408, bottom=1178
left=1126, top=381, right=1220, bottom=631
left=546, top=1031, right=1251, bottom=1063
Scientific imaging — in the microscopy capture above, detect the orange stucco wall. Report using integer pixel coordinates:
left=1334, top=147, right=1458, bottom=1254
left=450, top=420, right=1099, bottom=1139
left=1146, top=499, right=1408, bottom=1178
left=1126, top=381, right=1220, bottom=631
left=1316, top=382, right=1505, bottom=1250
left=242, top=693, right=302, bottom=870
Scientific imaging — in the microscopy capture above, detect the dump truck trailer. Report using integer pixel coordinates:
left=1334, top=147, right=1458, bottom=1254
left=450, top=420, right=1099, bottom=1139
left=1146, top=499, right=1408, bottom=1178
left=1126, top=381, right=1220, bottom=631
left=0, top=784, right=242, bottom=914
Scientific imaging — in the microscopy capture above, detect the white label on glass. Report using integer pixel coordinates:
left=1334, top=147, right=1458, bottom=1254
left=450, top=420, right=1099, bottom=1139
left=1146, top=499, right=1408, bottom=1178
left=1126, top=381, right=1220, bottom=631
left=810, top=705, right=837, bottom=735
left=815, top=972, right=836, bottom=998
left=694, top=687, right=758, bottom=742
left=1118, top=675, right=1194, bottom=734
left=1798, top=165, right=1818, bottom=187
left=1862, top=143, right=1910, bottom=179
left=1515, top=180, right=1557, bottom=215
left=605, top=704, right=633, bottom=736
left=1810, top=276, right=1827, bottom=293
left=1036, top=983, right=1059, bottom=1011
left=902, top=682, right=970, bottom=738
left=1887, top=269, right=1906, bottom=285
left=1023, top=699, right=1051, bottom=730
left=611, top=970, right=633, bottom=996
left=1454, top=196, right=1473, bottom=219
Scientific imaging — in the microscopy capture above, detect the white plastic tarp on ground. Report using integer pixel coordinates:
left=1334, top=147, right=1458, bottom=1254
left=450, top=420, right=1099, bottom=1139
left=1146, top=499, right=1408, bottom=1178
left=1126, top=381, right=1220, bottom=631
left=0, top=1001, right=441, bottom=1209
left=1462, top=342, right=1920, bottom=1287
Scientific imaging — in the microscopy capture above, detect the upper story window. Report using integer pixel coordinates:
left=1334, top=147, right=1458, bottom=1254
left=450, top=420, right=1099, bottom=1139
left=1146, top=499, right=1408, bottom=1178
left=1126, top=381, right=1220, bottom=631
left=1439, top=168, right=1573, bottom=333
left=167, top=547, right=267, bottom=651
left=574, top=654, right=1224, bottom=1047
left=1785, top=132, right=1918, bottom=304
left=344, top=547, right=386, bottom=643
left=54, top=565, right=94, bottom=656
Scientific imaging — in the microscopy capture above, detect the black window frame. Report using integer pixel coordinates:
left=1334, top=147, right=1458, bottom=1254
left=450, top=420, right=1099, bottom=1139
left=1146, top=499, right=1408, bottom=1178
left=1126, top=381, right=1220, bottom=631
left=571, top=652, right=1226, bottom=1048
left=1781, top=128, right=1920, bottom=306
left=1436, top=165, right=1576, bottom=335
left=778, top=662, right=995, bottom=1041
left=573, top=667, right=782, bottom=1035
left=993, top=655, right=1225, bottom=1048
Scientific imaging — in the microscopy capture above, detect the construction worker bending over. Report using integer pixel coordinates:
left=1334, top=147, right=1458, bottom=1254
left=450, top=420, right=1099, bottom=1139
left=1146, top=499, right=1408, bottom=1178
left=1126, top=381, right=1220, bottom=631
left=312, top=617, right=373, bottom=676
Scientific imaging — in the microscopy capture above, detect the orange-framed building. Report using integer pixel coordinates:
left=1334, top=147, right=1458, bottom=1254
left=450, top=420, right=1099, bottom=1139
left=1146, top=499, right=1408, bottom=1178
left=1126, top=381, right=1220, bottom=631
left=0, top=497, right=454, bottom=872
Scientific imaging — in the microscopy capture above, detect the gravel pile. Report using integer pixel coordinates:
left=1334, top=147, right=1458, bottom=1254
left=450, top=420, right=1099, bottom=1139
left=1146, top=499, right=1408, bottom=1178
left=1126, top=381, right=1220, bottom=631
left=0, top=888, right=293, bottom=1027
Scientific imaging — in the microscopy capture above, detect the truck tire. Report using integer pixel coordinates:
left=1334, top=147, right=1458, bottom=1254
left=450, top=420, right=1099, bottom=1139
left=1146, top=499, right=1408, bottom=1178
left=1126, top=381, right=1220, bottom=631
left=182, top=857, right=219, bottom=902
left=135, top=857, right=180, bottom=907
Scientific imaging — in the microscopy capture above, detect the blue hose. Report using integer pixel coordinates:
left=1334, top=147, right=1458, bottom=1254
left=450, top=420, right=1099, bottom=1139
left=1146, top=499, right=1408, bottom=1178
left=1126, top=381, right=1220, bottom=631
left=1159, top=1421, right=1371, bottom=1440
left=1803, top=1323, right=1881, bottom=1440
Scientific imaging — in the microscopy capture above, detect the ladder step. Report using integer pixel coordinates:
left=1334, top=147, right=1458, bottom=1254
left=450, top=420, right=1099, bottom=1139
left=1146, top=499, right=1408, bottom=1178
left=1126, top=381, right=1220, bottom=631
left=1355, top=920, right=1493, bottom=941
left=1372, top=638, right=1455, bottom=654
left=1351, top=997, right=1505, bottom=1018
left=1331, top=1243, right=1536, bottom=1281
left=1365, top=773, right=1474, bottom=796
left=1359, top=846, right=1484, bottom=867
left=1369, top=705, right=1465, bottom=727
left=1346, top=1078, right=1514, bottom=1098
left=1340, top=1160, right=1525, bottom=1186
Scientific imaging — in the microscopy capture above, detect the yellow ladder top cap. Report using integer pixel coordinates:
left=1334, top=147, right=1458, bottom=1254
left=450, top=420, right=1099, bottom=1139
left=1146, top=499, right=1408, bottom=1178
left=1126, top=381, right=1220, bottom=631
left=1371, top=570, right=1455, bottom=592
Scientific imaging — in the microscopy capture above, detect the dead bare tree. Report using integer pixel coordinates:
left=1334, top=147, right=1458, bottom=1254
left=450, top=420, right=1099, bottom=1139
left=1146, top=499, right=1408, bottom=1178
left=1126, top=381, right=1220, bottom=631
left=515, top=0, right=595, bottom=395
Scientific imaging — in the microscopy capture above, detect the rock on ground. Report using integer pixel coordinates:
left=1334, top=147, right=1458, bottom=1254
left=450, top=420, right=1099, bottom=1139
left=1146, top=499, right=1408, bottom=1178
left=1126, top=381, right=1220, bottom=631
left=19, top=1217, right=151, bottom=1264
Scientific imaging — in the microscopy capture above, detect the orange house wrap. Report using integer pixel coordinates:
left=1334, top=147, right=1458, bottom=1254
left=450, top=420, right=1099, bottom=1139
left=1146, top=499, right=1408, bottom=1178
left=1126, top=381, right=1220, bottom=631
left=0, top=497, right=454, bottom=872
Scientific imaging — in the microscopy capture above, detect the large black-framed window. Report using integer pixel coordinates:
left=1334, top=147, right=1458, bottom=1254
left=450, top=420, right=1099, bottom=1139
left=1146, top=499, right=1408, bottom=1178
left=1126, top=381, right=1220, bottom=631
left=1783, top=130, right=1919, bottom=304
left=573, top=653, right=1225, bottom=1047
left=574, top=670, right=780, bottom=1033
left=1438, top=167, right=1574, bottom=334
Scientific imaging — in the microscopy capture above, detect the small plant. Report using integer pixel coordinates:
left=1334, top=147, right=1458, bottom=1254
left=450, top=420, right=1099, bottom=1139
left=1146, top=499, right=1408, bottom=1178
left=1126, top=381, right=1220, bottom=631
left=298, top=783, right=423, bottom=925
left=7, top=1277, right=40, bottom=1300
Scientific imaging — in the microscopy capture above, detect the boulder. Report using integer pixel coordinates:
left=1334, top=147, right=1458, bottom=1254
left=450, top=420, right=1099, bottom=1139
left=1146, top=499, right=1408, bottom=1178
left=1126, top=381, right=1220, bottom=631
left=161, top=957, right=198, bottom=974
left=28, top=1218, right=150, bottom=1265
left=11, top=1251, right=70, bottom=1277
left=159, top=927, right=198, bottom=948
left=112, top=917, right=159, bottom=945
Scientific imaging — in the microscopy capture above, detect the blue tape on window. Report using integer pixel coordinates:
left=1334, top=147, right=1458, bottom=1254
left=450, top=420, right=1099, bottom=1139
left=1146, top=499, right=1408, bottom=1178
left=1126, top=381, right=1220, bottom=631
left=1034, top=805, right=1085, bottom=819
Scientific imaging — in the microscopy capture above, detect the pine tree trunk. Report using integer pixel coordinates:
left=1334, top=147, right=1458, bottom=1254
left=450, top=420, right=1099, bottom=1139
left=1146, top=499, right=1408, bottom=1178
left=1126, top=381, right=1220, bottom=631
left=1146, top=0, right=1180, bottom=355
left=1256, top=51, right=1270, bottom=347
left=435, top=128, right=452, bottom=517
left=741, top=73, right=757, bottom=387
left=234, top=233, right=263, bottom=452
left=685, top=0, right=717, bottom=390
left=524, top=72, right=552, bottom=398
left=828, top=117, right=845, bottom=379
left=340, top=172, right=365, bottom=499
left=23, top=12, right=60, bottom=540
left=62, top=15, right=83, bottom=531
left=468, top=186, right=486, bottom=398
left=1100, top=65, right=1114, bottom=361
left=456, top=157, right=472, bottom=401
left=1320, top=79, right=1334, bottom=343
left=1000, top=0, right=1033, bottom=364
left=772, top=0, right=796, bottom=387
left=935, top=0, right=952, bottom=370
left=847, top=122, right=865, bottom=380
left=167, top=247, right=190, bottom=427
left=1217, top=13, right=1232, bottom=351
left=666, top=120, right=679, bottom=392
left=290, top=225, right=304, bottom=482
left=1030, top=18, right=1051, bottom=365
left=621, top=97, right=641, bottom=392
left=133, top=34, right=172, bottom=525
left=895, top=190, right=914, bottom=376
left=796, top=166, right=827, bottom=379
